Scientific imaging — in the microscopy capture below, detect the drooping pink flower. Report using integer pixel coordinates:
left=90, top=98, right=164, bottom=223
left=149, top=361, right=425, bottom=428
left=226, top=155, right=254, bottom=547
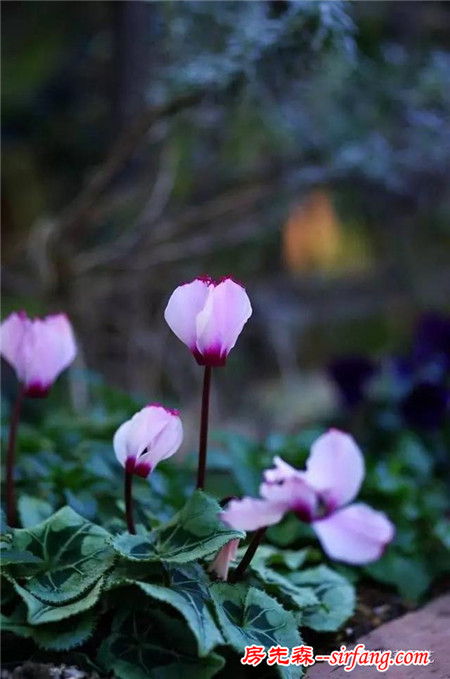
left=208, top=538, right=240, bottom=581
left=208, top=497, right=285, bottom=581
left=0, top=311, right=77, bottom=397
left=113, top=404, right=183, bottom=478
left=164, top=276, right=252, bottom=367
left=220, top=430, right=394, bottom=565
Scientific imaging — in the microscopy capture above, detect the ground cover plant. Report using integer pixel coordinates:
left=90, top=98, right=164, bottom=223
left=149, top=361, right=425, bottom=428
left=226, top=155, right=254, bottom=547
left=1, top=282, right=449, bottom=678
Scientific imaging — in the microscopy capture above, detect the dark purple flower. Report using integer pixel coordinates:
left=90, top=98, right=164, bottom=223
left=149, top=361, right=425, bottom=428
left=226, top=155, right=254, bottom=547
left=401, top=381, right=449, bottom=431
left=327, top=355, right=379, bottom=409
left=391, top=355, right=414, bottom=383
left=413, top=312, right=450, bottom=369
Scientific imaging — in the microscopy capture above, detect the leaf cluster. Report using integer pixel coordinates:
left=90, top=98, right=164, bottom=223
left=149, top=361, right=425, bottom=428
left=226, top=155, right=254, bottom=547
left=1, top=493, right=354, bottom=678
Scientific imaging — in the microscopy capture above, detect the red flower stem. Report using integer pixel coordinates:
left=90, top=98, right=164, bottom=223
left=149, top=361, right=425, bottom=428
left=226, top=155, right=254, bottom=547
left=124, top=471, right=136, bottom=534
left=6, top=384, right=25, bottom=527
left=196, top=366, right=212, bottom=491
left=231, top=527, right=267, bottom=583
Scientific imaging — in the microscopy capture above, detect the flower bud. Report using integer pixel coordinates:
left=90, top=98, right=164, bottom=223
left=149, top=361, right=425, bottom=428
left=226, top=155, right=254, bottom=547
left=208, top=498, right=284, bottom=581
left=208, top=538, right=239, bottom=581
left=113, top=404, right=183, bottom=478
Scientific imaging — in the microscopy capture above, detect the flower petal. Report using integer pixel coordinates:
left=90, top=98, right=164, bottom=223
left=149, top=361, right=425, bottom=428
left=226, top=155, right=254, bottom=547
left=304, top=429, right=365, bottom=510
left=260, top=477, right=317, bottom=522
left=164, top=279, right=210, bottom=353
left=313, top=503, right=395, bottom=565
left=195, top=278, right=252, bottom=365
left=23, top=315, right=77, bottom=393
left=222, top=497, right=286, bottom=532
left=263, top=456, right=303, bottom=484
left=140, top=409, right=183, bottom=467
left=125, top=406, right=172, bottom=459
left=208, top=538, right=240, bottom=581
left=0, top=312, right=29, bottom=381
left=113, top=420, right=132, bottom=467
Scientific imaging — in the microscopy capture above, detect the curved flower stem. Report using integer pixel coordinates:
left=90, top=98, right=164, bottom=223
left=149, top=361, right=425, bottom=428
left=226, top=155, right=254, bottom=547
left=124, top=471, right=136, bottom=534
left=6, top=384, right=25, bottom=527
left=196, top=366, right=212, bottom=490
left=231, top=527, right=267, bottom=583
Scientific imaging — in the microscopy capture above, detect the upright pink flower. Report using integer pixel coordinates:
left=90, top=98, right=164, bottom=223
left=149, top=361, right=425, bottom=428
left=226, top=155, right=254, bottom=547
left=221, top=430, right=394, bottom=567
left=0, top=311, right=77, bottom=397
left=114, top=404, right=183, bottom=535
left=164, top=275, right=252, bottom=491
left=113, top=404, right=183, bottom=478
left=1, top=311, right=77, bottom=526
left=164, top=276, right=252, bottom=367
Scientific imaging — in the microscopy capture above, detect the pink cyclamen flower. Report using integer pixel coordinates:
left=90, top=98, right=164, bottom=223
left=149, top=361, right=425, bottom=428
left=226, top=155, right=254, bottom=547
left=164, top=276, right=252, bottom=367
left=208, top=538, right=240, bottom=581
left=209, top=497, right=285, bottom=581
left=0, top=311, right=77, bottom=397
left=113, top=404, right=183, bottom=478
left=224, top=430, right=395, bottom=565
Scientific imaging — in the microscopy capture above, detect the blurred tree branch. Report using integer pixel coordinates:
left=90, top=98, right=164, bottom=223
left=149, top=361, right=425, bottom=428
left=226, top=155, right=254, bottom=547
left=57, top=89, right=205, bottom=238
left=3, top=0, right=449, bottom=405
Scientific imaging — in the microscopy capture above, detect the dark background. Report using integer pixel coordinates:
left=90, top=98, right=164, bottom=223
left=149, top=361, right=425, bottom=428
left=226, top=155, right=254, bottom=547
left=2, top=1, right=450, bottom=439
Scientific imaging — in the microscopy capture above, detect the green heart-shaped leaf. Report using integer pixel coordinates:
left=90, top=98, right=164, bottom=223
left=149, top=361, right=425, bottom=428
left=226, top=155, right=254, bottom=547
left=5, top=507, right=115, bottom=604
left=136, top=564, right=224, bottom=656
left=97, top=607, right=224, bottom=679
left=13, top=577, right=104, bottom=625
left=154, top=491, right=245, bottom=564
left=289, top=565, right=355, bottom=631
left=2, top=603, right=98, bottom=650
left=211, top=583, right=303, bottom=679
